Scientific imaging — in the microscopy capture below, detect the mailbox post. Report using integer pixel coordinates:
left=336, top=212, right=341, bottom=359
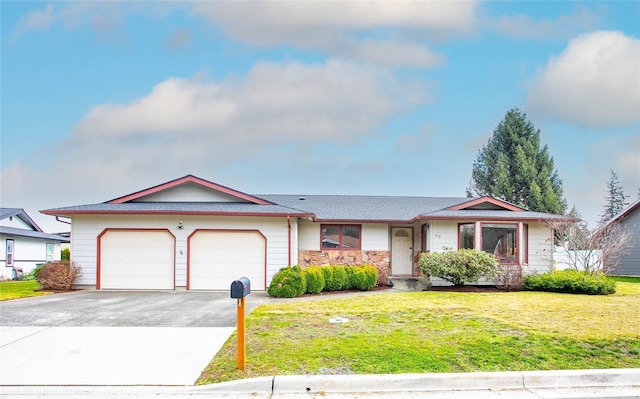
left=230, top=277, right=251, bottom=370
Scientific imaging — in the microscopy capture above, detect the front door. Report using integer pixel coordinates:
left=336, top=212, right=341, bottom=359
left=391, top=228, right=413, bottom=275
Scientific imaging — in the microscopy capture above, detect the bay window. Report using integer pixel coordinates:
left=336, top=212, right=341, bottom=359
left=458, top=223, right=524, bottom=264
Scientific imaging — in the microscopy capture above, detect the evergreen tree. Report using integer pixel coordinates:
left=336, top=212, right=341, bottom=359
left=467, top=108, right=567, bottom=214
left=598, top=169, right=629, bottom=225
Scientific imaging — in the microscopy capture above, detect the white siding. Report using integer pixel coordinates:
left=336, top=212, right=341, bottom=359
left=429, top=221, right=459, bottom=252
left=70, top=214, right=289, bottom=289
left=527, top=222, right=554, bottom=274
left=134, top=183, right=250, bottom=202
left=297, top=221, right=389, bottom=251
left=362, top=224, right=389, bottom=251
left=0, top=236, right=62, bottom=279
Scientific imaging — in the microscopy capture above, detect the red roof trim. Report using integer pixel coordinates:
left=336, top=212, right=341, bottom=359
left=411, top=215, right=575, bottom=223
left=40, top=209, right=313, bottom=218
left=106, top=175, right=273, bottom=205
left=447, top=197, right=525, bottom=212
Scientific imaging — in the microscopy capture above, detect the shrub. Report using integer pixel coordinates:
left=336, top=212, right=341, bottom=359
left=494, top=264, right=525, bottom=291
left=37, top=261, right=81, bottom=291
left=419, top=249, right=499, bottom=286
left=24, top=263, right=45, bottom=281
left=350, top=264, right=378, bottom=291
left=61, top=248, right=70, bottom=261
left=267, top=266, right=306, bottom=298
left=524, top=270, right=616, bottom=295
left=304, top=266, right=325, bottom=294
left=332, top=265, right=348, bottom=290
left=343, top=266, right=357, bottom=290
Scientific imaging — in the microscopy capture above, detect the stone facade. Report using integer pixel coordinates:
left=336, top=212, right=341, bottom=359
left=299, top=250, right=391, bottom=286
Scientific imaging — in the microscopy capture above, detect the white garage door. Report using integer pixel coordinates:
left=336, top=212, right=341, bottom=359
left=189, top=230, right=265, bottom=290
left=100, top=230, right=175, bottom=290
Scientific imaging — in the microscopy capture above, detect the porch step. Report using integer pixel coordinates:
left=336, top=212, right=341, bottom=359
left=388, top=276, right=431, bottom=292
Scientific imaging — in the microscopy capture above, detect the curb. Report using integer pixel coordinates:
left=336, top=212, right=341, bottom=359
left=198, top=369, right=640, bottom=394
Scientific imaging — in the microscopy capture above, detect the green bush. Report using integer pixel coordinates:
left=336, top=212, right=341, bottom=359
left=419, top=249, right=499, bottom=286
left=267, top=266, right=306, bottom=298
left=304, top=266, right=325, bottom=294
left=350, top=264, right=378, bottom=290
left=333, top=265, right=348, bottom=290
left=524, top=270, right=616, bottom=295
left=61, top=248, right=70, bottom=261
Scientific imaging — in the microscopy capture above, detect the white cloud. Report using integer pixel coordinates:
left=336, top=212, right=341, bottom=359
left=74, top=60, right=425, bottom=145
left=526, top=31, right=640, bottom=128
left=487, top=7, right=598, bottom=39
left=191, top=1, right=478, bottom=68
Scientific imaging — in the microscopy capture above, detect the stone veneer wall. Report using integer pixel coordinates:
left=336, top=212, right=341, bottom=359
left=299, top=250, right=391, bottom=286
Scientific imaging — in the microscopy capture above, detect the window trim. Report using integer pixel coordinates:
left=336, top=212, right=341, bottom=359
left=6, top=239, right=14, bottom=267
left=320, top=224, right=362, bottom=250
left=46, top=243, right=54, bottom=262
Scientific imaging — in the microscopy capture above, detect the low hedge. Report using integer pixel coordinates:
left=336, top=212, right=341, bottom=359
left=523, top=269, right=616, bottom=295
left=267, top=264, right=378, bottom=298
left=304, top=266, right=325, bottom=294
left=267, top=266, right=306, bottom=298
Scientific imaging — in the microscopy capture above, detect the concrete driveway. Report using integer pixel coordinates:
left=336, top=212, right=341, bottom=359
left=0, top=290, right=271, bottom=385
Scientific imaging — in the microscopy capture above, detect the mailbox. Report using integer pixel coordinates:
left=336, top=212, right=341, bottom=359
left=230, top=277, right=251, bottom=298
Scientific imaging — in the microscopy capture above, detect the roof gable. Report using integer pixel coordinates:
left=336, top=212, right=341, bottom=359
left=446, top=197, right=525, bottom=212
left=0, top=208, right=43, bottom=232
left=107, top=175, right=272, bottom=205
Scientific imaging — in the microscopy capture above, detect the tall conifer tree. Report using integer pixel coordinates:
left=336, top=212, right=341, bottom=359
left=467, top=108, right=567, bottom=214
left=598, top=169, right=629, bottom=225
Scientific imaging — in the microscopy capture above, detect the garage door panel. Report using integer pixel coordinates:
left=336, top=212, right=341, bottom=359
left=100, top=230, right=174, bottom=290
left=190, top=231, right=265, bottom=291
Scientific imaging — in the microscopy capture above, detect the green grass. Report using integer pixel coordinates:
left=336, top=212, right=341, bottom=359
left=611, top=276, right=640, bottom=284
left=197, top=281, right=640, bottom=384
left=0, top=280, right=51, bottom=301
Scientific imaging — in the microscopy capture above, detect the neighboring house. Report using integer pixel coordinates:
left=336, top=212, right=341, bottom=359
left=0, top=208, right=69, bottom=280
left=41, top=175, right=567, bottom=290
left=601, top=198, right=640, bottom=276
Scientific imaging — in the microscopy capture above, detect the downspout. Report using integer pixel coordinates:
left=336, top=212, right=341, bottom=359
left=287, top=214, right=292, bottom=267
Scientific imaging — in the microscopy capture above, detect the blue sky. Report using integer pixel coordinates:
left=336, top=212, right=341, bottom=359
left=1, top=1, right=639, bottom=232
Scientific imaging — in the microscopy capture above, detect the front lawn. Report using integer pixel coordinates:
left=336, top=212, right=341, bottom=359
left=198, top=281, right=640, bottom=384
left=0, top=280, right=51, bottom=301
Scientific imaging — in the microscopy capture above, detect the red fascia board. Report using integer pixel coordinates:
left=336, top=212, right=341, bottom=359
left=411, top=215, right=577, bottom=223
left=312, top=218, right=413, bottom=224
left=106, top=175, right=273, bottom=205
left=40, top=209, right=314, bottom=218
left=447, top=197, right=525, bottom=212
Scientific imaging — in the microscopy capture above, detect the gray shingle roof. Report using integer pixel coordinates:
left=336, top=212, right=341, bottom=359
left=257, top=195, right=469, bottom=221
left=0, top=226, right=69, bottom=242
left=42, top=195, right=567, bottom=222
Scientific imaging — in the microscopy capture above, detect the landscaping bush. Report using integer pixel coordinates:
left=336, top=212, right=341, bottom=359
left=304, top=266, right=325, bottom=294
left=419, top=248, right=499, bottom=286
left=37, top=260, right=81, bottom=291
left=267, top=266, right=306, bottom=298
left=494, top=264, right=525, bottom=291
left=350, top=264, right=378, bottom=291
left=524, top=269, right=616, bottom=295
left=343, top=266, right=357, bottom=290
left=332, top=265, right=348, bottom=290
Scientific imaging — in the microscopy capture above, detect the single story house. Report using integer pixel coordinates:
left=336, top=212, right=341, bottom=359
left=602, top=198, right=640, bottom=276
left=41, top=175, right=567, bottom=290
left=1, top=208, right=69, bottom=280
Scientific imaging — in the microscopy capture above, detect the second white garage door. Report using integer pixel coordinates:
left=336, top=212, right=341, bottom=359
left=189, top=230, right=266, bottom=290
left=100, top=230, right=175, bottom=290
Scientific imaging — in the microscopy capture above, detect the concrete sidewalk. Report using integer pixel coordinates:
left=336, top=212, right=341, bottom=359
left=2, top=369, right=639, bottom=398
left=0, top=326, right=234, bottom=385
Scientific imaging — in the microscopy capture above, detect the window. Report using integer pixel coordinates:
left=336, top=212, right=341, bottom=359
left=6, top=239, right=14, bottom=267
left=46, top=243, right=54, bottom=262
left=321, top=225, right=361, bottom=250
left=481, top=224, right=517, bottom=263
left=457, top=223, right=520, bottom=264
left=458, top=223, right=474, bottom=249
